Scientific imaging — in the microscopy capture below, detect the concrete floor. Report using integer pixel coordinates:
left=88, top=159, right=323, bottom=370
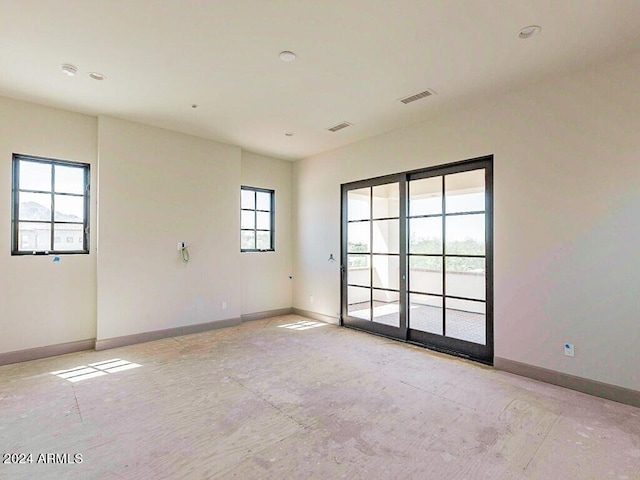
left=1, top=314, right=639, bottom=479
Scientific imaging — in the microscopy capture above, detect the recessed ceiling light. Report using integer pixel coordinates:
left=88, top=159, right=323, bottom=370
left=285, top=132, right=293, bottom=137
left=89, top=72, right=106, bottom=81
left=279, top=51, right=296, bottom=62
left=518, top=25, right=541, bottom=39
left=61, top=64, right=77, bottom=76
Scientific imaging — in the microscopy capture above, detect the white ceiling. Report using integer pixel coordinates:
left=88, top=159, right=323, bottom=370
left=1, top=1, right=639, bottom=160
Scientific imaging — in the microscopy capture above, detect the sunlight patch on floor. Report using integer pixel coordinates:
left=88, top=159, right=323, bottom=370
left=277, top=321, right=327, bottom=331
left=51, top=359, right=141, bottom=383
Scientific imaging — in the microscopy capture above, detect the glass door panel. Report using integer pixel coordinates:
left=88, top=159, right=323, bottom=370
left=406, top=162, right=491, bottom=362
left=370, top=182, right=401, bottom=328
left=445, top=257, right=485, bottom=301
left=348, top=188, right=370, bottom=221
left=372, top=290, right=400, bottom=326
left=442, top=170, right=487, bottom=347
left=372, top=219, right=399, bottom=254
left=409, top=217, right=441, bottom=254
left=347, top=221, right=370, bottom=253
left=445, top=299, right=486, bottom=345
left=343, top=180, right=403, bottom=337
left=409, top=176, right=442, bottom=216
left=373, top=183, right=399, bottom=218
left=342, top=158, right=492, bottom=363
left=409, top=294, right=443, bottom=335
left=444, top=214, right=485, bottom=255
left=347, top=255, right=370, bottom=287
left=445, top=169, right=485, bottom=213
left=408, top=256, right=442, bottom=295
left=348, top=286, right=371, bottom=320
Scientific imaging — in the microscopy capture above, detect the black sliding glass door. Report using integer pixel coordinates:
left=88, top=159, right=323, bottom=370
left=341, top=157, right=493, bottom=364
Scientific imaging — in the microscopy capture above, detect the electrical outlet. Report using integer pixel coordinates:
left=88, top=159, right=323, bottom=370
left=564, top=343, right=575, bottom=357
left=222, top=301, right=228, bottom=310
left=177, top=241, right=187, bottom=250
left=310, top=295, right=314, bottom=303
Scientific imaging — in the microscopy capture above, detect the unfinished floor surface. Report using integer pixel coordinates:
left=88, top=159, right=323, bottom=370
left=1, top=314, right=639, bottom=479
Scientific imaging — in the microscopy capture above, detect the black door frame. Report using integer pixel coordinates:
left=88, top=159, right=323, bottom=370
left=340, top=155, right=493, bottom=364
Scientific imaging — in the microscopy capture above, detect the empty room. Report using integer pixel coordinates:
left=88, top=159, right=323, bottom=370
left=1, top=1, right=639, bottom=479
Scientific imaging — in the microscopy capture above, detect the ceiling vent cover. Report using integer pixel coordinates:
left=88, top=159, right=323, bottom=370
left=399, top=89, right=435, bottom=104
left=327, top=121, right=353, bottom=132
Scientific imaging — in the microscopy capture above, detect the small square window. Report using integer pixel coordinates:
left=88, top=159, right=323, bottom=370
left=12, top=154, right=90, bottom=255
left=241, top=186, right=274, bottom=252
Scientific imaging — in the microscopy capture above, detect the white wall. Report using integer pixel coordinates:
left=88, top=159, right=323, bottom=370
left=96, top=116, right=243, bottom=341
left=240, top=151, right=293, bottom=315
left=293, top=52, right=640, bottom=391
left=0, top=97, right=97, bottom=352
left=0, top=100, right=293, bottom=355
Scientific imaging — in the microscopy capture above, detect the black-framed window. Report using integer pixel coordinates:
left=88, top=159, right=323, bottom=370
left=11, top=154, right=90, bottom=255
left=241, top=186, right=274, bottom=252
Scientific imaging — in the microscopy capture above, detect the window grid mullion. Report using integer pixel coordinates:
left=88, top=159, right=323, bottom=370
left=253, top=190, right=257, bottom=250
left=369, top=187, right=373, bottom=320
left=50, top=163, right=55, bottom=251
left=441, top=175, right=446, bottom=337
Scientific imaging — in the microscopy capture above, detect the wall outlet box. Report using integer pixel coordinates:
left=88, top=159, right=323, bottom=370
left=222, top=301, right=228, bottom=310
left=177, top=241, right=187, bottom=250
left=564, top=343, right=575, bottom=357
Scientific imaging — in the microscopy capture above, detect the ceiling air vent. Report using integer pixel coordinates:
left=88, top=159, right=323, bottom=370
left=327, top=121, right=353, bottom=132
left=399, top=89, right=436, bottom=105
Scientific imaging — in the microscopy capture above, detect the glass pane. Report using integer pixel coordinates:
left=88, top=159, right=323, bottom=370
left=54, top=195, right=84, bottom=222
left=18, top=222, right=51, bottom=251
left=372, top=183, right=399, bottom=219
left=241, top=210, right=255, bottom=229
left=20, top=161, right=51, bottom=191
left=256, top=231, right=271, bottom=250
left=241, top=230, right=255, bottom=250
left=54, top=224, right=84, bottom=251
left=256, top=211, right=271, bottom=230
left=372, top=290, right=399, bottom=327
left=446, top=299, right=486, bottom=345
left=445, top=170, right=485, bottom=214
left=19, top=192, right=51, bottom=221
left=347, top=255, right=370, bottom=287
left=409, top=294, right=443, bottom=335
left=373, top=255, right=399, bottom=290
left=348, top=286, right=370, bottom=320
left=54, top=165, right=84, bottom=194
left=348, top=188, right=370, bottom=221
left=372, top=219, right=399, bottom=254
left=256, top=191, right=271, bottom=211
left=409, top=217, right=441, bottom=254
left=409, top=176, right=441, bottom=217
left=445, top=257, right=485, bottom=301
left=241, top=189, right=255, bottom=209
left=409, top=256, right=442, bottom=295
left=347, top=221, right=370, bottom=253
left=445, top=214, right=485, bottom=255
